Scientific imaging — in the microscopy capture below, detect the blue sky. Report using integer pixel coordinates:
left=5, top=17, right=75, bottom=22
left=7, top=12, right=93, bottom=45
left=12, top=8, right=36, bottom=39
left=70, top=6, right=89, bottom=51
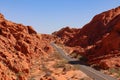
left=0, top=0, right=120, bottom=34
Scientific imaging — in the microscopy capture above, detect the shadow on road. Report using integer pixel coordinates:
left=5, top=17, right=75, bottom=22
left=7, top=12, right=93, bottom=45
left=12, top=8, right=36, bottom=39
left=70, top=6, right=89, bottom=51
left=68, top=60, right=102, bottom=71
left=68, top=60, right=89, bottom=66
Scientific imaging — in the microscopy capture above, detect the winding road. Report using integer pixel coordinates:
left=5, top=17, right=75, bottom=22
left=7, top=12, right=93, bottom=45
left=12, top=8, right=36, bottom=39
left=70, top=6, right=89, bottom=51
left=51, top=42, right=117, bottom=80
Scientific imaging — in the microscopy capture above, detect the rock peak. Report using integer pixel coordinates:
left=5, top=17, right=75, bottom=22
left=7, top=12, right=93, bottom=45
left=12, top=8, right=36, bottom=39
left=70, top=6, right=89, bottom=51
left=0, top=13, right=5, bottom=19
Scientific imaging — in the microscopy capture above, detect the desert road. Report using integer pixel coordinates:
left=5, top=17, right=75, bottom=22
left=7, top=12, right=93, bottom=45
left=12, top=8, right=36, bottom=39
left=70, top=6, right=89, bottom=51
left=51, top=42, right=117, bottom=80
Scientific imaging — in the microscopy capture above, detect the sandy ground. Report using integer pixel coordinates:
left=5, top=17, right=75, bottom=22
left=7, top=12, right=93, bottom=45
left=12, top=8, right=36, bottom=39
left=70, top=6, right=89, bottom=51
left=28, top=50, right=92, bottom=80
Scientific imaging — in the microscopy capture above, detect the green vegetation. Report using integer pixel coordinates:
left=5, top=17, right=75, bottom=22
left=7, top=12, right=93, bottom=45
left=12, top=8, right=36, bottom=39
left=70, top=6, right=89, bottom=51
left=78, top=55, right=88, bottom=62
left=16, top=71, right=24, bottom=80
left=70, top=52, right=87, bottom=62
left=109, top=68, right=117, bottom=74
left=108, top=68, right=120, bottom=78
left=69, top=52, right=78, bottom=58
left=29, top=77, right=36, bottom=80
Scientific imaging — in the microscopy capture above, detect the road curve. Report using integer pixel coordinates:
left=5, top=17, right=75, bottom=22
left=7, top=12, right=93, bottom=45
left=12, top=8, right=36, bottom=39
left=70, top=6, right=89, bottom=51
left=51, top=42, right=117, bottom=80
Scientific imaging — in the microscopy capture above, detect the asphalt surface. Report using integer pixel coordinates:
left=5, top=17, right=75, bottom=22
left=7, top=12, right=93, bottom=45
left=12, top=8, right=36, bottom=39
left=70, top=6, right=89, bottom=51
left=51, top=42, right=117, bottom=80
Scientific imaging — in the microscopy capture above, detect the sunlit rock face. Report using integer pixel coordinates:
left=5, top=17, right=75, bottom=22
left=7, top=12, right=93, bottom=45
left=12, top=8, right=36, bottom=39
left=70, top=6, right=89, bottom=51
left=53, top=6, right=120, bottom=69
left=0, top=13, right=53, bottom=79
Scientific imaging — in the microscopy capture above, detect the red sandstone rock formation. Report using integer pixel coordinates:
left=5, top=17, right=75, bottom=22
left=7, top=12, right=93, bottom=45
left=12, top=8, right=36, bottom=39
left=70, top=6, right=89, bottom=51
left=65, top=6, right=120, bottom=48
left=53, top=6, right=120, bottom=69
left=87, top=14, right=120, bottom=69
left=1, top=5, right=120, bottom=79
left=52, top=27, right=80, bottom=44
left=84, top=6, right=120, bottom=69
left=0, top=13, right=53, bottom=79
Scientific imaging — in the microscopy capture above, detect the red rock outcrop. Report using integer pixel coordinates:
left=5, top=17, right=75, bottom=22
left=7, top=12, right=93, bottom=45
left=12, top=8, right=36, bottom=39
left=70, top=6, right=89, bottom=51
left=0, top=13, right=53, bottom=79
left=52, top=27, right=80, bottom=44
left=87, top=14, right=120, bottom=69
left=65, top=6, right=120, bottom=48
left=52, top=27, right=85, bottom=55
left=1, top=5, right=120, bottom=79
left=53, top=6, right=120, bottom=69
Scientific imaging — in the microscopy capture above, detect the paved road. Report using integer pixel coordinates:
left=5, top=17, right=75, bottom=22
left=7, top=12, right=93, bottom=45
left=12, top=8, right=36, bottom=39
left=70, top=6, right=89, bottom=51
left=51, top=42, right=117, bottom=80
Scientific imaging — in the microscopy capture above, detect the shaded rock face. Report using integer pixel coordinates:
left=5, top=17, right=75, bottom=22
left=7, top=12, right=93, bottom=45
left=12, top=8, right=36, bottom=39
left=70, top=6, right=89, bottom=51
left=53, top=6, right=120, bottom=69
left=66, top=6, right=120, bottom=48
left=84, top=7, right=120, bottom=69
left=87, top=14, right=120, bottom=69
left=0, top=13, right=53, bottom=79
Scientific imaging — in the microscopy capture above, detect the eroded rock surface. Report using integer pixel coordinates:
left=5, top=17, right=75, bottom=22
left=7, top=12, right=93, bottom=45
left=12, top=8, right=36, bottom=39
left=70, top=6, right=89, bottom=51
left=53, top=6, right=120, bottom=69
left=0, top=13, right=53, bottom=80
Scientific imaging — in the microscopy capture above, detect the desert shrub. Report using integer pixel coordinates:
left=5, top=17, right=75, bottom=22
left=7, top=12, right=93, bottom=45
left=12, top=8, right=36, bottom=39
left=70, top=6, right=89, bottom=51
left=108, top=68, right=117, bottom=74
left=53, top=60, right=68, bottom=68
